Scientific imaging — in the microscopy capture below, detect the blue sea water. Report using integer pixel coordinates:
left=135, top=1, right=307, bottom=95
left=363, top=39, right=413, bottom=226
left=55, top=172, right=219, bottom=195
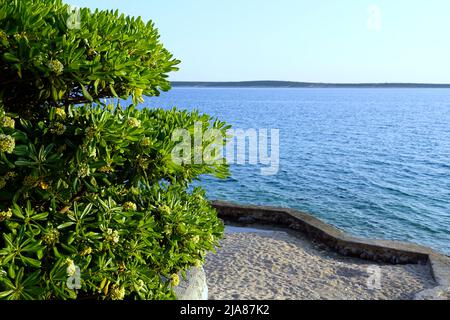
left=142, top=87, right=450, bottom=255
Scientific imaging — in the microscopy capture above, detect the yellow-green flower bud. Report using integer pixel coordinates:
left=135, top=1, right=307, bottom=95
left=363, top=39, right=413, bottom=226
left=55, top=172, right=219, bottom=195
left=85, top=127, right=96, bottom=140
left=99, top=165, right=113, bottom=173
left=66, top=259, right=77, bottom=277
left=13, top=32, right=27, bottom=42
left=126, top=117, right=141, bottom=128
left=0, top=30, right=7, bottom=41
left=105, top=228, right=120, bottom=244
left=50, top=122, right=66, bottom=135
left=194, top=260, right=203, bottom=268
left=170, top=273, right=180, bottom=287
left=0, top=134, right=15, bottom=153
left=158, top=204, right=171, bottom=215
left=0, top=208, right=12, bottom=222
left=80, top=247, right=92, bottom=256
left=5, top=172, right=17, bottom=180
left=78, top=164, right=90, bottom=178
left=42, top=228, right=60, bottom=245
left=191, top=235, right=200, bottom=244
left=48, top=59, right=64, bottom=75
left=163, top=225, right=172, bottom=236
left=110, top=285, right=125, bottom=300
left=1, top=116, right=15, bottom=129
left=55, top=108, right=66, bottom=119
left=122, top=201, right=137, bottom=211
left=140, top=137, right=151, bottom=147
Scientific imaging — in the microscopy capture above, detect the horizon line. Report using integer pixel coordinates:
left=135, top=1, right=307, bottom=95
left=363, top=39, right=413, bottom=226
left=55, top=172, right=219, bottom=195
left=171, top=80, right=450, bottom=87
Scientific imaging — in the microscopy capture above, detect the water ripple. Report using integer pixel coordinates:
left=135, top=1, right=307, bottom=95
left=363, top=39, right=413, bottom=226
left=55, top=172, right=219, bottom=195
left=144, top=88, right=450, bottom=254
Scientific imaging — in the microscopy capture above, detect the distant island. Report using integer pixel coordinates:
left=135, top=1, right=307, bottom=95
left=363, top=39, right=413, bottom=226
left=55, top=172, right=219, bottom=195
left=172, top=81, right=450, bottom=88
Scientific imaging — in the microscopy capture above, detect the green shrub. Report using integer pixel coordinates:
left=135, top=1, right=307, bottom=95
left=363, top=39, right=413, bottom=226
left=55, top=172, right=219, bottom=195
left=0, top=0, right=229, bottom=300
left=0, top=0, right=179, bottom=112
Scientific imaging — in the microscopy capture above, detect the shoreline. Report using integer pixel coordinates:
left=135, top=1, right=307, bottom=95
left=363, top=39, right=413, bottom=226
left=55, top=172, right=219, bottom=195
left=209, top=201, right=450, bottom=300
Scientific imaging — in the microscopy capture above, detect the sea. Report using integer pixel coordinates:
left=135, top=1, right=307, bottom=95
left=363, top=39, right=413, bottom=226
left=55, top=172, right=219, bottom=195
left=142, top=87, right=450, bottom=255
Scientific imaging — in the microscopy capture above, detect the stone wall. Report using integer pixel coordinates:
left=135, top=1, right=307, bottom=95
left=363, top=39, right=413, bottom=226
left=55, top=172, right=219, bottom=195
left=173, top=267, right=208, bottom=300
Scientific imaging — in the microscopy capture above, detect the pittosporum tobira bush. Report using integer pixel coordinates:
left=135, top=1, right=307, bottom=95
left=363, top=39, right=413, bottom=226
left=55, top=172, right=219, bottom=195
left=0, top=0, right=230, bottom=300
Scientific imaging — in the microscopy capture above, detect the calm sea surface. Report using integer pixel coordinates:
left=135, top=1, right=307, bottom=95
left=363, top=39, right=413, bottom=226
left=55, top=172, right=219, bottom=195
left=143, top=88, right=450, bottom=254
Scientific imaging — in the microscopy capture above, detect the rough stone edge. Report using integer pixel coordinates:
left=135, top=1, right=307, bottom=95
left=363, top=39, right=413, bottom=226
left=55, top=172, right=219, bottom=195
left=211, top=200, right=450, bottom=300
left=173, top=267, right=208, bottom=300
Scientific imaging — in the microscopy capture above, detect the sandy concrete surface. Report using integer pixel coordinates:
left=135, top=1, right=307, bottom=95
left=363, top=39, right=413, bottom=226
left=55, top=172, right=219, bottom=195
left=204, top=227, right=435, bottom=300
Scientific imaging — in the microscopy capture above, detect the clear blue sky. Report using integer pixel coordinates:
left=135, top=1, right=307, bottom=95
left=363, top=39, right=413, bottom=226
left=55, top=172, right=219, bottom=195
left=68, top=0, right=450, bottom=83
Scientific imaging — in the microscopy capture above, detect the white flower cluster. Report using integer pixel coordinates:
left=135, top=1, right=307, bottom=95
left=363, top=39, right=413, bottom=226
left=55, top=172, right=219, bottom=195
left=105, top=228, right=120, bottom=244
